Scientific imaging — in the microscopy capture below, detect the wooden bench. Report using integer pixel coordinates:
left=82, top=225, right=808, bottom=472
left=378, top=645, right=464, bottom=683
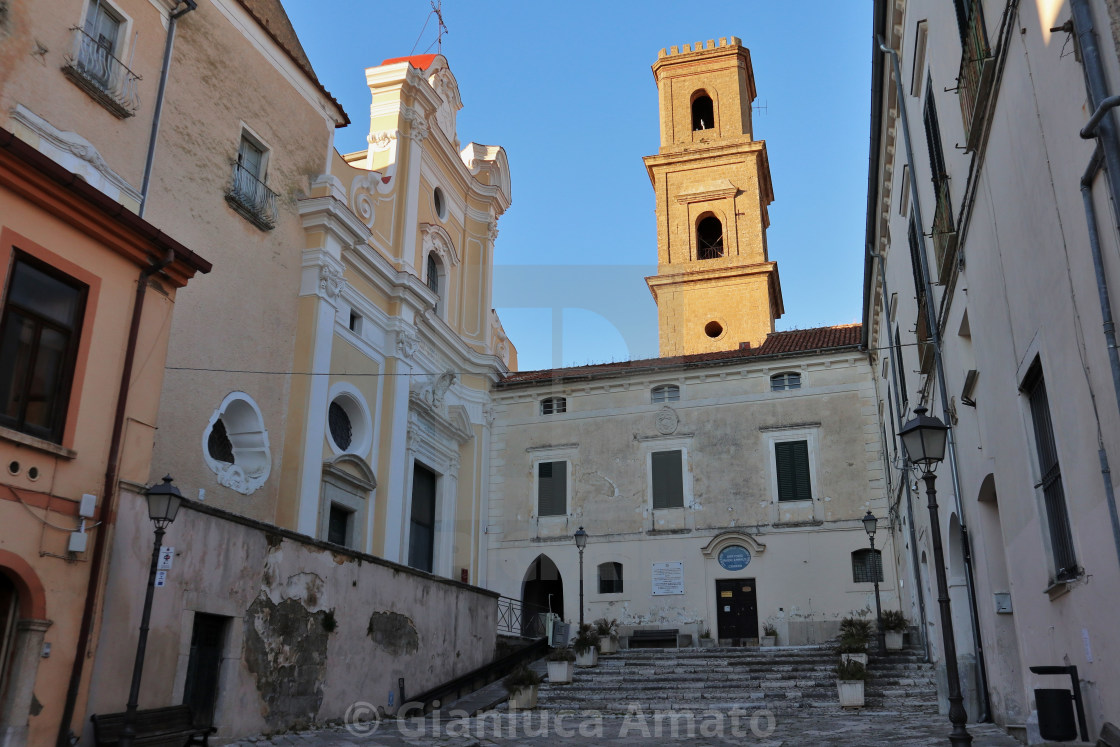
left=628, top=628, right=680, bottom=649
left=91, top=705, right=215, bottom=746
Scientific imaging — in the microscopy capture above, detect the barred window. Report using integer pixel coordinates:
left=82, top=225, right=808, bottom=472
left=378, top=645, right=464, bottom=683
left=852, top=549, right=883, bottom=583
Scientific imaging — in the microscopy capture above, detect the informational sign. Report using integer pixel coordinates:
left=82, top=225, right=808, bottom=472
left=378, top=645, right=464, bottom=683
left=651, top=561, right=685, bottom=596
left=157, top=547, right=174, bottom=570
left=717, top=545, right=751, bottom=571
left=154, top=570, right=168, bottom=587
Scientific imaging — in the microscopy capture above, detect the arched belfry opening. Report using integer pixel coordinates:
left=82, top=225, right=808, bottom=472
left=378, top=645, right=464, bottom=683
left=521, top=554, right=563, bottom=636
left=697, top=214, right=724, bottom=259
left=692, top=92, right=714, bottom=131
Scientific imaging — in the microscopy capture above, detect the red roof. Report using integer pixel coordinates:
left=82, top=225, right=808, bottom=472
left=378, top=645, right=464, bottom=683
left=499, top=324, right=862, bottom=386
left=381, top=54, right=440, bottom=71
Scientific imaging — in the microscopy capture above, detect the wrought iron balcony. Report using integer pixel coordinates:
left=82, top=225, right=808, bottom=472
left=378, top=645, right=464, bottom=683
left=62, top=27, right=140, bottom=118
left=225, top=162, right=278, bottom=231
left=957, top=0, right=995, bottom=152
left=931, top=178, right=958, bottom=284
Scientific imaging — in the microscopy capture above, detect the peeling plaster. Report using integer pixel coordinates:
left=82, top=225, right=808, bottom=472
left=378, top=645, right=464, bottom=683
left=366, top=611, right=419, bottom=656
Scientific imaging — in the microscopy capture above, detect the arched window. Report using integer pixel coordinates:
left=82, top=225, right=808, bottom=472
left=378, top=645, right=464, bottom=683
left=540, top=396, right=566, bottom=415
left=697, top=215, right=723, bottom=259
left=426, top=253, right=442, bottom=315
left=770, top=372, right=802, bottom=391
left=598, top=562, right=623, bottom=594
left=202, top=392, right=271, bottom=495
left=651, top=384, right=680, bottom=403
left=851, top=549, right=883, bottom=583
left=691, top=93, right=714, bottom=131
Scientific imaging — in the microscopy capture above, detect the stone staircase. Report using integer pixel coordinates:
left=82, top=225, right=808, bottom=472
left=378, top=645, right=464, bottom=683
left=536, top=645, right=941, bottom=717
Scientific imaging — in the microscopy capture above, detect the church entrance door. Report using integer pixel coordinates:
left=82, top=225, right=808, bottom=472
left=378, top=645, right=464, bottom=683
left=715, top=578, right=758, bottom=643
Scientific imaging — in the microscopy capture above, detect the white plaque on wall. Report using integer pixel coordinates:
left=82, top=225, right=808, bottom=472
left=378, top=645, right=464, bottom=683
left=651, top=561, right=685, bottom=596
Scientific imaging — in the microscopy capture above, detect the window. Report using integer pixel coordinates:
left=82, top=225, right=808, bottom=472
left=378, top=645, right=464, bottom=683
left=202, top=392, right=272, bottom=494
left=348, top=310, right=363, bottom=334
left=852, top=549, right=884, bottom=583
left=0, top=254, right=88, bottom=443
left=327, top=503, right=353, bottom=547
left=540, top=396, right=566, bottom=415
left=1022, top=361, right=1079, bottom=581
left=770, top=372, right=801, bottom=391
left=923, top=82, right=948, bottom=192
left=537, top=461, right=567, bottom=517
left=226, top=132, right=277, bottom=230
left=910, top=20, right=928, bottom=96
left=697, top=215, right=724, bottom=259
left=893, top=327, right=908, bottom=408
left=774, top=440, right=812, bottom=502
left=62, top=0, right=140, bottom=117
left=426, top=253, right=442, bottom=315
left=598, top=562, right=623, bottom=594
left=328, top=401, right=352, bottom=451
left=651, top=384, right=680, bottom=403
left=899, top=165, right=910, bottom=217
left=651, top=450, right=684, bottom=509
left=691, top=92, right=714, bottom=131
left=433, top=187, right=447, bottom=220
left=409, top=464, right=437, bottom=572
left=82, top=0, right=121, bottom=86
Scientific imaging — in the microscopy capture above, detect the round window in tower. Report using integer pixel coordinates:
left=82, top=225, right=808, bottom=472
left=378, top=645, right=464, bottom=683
left=705, top=320, right=724, bottom=339
left=433, top=186, right=447, bottom=220
left=328, top=401, right=353, bottom=451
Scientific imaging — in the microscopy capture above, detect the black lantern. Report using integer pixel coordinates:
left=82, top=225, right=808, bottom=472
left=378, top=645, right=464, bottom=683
left=899, top=407, right=950, bottom=472
left=862, top=510, right=878, bottom=538
left=145, top=475, right=183, bottom=528
left=574, top=527, right=588, bottom=626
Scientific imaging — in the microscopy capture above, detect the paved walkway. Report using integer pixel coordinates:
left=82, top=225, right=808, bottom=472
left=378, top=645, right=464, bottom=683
left=228, top=710, right=1021, bottom=746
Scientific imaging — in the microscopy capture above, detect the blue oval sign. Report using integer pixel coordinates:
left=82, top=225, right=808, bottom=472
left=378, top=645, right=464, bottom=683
left=718, top=545, right=751, bottom=571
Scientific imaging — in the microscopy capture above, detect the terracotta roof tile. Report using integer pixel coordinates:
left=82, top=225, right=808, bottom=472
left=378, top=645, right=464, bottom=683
left=499, top=323, right=862, bottom=386
left=381, top=54, right=441, bottom=71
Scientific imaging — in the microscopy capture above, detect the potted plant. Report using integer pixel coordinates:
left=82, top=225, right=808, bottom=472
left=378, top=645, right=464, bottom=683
left=572, top=623, right=600, bottom=667
left=503, top=664, right=542, bottom=709
left=594, top=618, right=619, bottom=654
left=880, top=610, right=908, bottom=651
left=835, top=658, right=870, bottom=707
left=546, top=647, right=575, bottom=684
left=837, top=616, right=872, bottom=665
left=698, top=627, right=716, bottom=649
left=760, top=622, right=778, bottom=647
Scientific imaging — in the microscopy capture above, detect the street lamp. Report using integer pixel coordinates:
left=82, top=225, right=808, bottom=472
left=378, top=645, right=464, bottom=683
left=119, top=476, right=183, bottom=747
left=862, top=510, right=886, bottom=655
left=899, top=408, right=972, bottom=746
left=574, top=526, right=588, bottom=627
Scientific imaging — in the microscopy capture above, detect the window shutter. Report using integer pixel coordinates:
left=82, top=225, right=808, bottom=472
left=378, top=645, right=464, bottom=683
left=652, top=450, right=684, bottom=509
left=776, top=441, right=811, bottom=502
left=538, top=461, right=566, bottom=516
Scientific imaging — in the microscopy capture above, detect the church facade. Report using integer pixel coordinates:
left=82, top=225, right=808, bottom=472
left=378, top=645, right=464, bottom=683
left=486, top=39, right=897, bottom=646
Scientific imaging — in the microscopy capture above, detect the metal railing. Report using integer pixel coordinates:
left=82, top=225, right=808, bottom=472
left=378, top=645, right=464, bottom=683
left=62, top=27, right=140, bottom=117
left=496, top=596, right=551, bottom=638
left=931, top=178, right=958, bottom=284
left=225, top=162, right=278, bottom=230
left=957, top=0, right=993, bottom=150
left=916, top=300, right=936, bottom=376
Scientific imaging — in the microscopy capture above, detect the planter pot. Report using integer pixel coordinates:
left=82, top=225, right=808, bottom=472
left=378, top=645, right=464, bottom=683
left=508, top=685, right=538, bottom=710
left=884, top=630, right=904, bottom=651
left=840, top=652, right=868, bottom=666
left=599, top=637, right=619, bottom=655
left=698, top=638, right=716, bottom=649
left=575, top=648, right=598, bottom=667
left=837, top=680, right=865, bottom=708
left=760, top=635, right=776, bottom=647
left=547, top=660, right=573, bottom=684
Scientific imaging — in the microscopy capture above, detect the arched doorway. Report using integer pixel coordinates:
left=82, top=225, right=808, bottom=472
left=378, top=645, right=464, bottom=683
left=521, top=555, right=563, bottom=636
left=0, top=555, right=50, bottom=747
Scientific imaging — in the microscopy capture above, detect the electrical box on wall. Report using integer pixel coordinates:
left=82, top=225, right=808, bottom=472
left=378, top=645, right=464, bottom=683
left=79, top=493, right=97, bottom=518
left=993, top=592, right=1012, bottom=614
left=68, top=531, right=88, bottom=554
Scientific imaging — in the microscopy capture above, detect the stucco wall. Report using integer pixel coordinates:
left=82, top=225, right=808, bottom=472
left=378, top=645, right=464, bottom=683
left=84, top=494, right=498, bottom=742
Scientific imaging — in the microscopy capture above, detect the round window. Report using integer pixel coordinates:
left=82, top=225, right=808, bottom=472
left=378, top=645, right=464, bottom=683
left=705, top=320, right=724, bottom=338
left=328, top=401, right=353, bottom=451
left=433, top=187, right=447, bottom=220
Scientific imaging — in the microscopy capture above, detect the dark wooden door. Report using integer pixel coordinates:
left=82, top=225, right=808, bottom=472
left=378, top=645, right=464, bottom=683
left=715, top=578, right=758, bottom=641
left=183, top=613, right=227, bottom=727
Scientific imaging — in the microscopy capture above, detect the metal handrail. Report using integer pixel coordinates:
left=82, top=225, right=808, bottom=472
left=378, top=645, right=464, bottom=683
left=496, top=595, right=551, bottom=638
left=63, top=27, right=141, bottom=116
left=226, top=162, right=278, bottom=229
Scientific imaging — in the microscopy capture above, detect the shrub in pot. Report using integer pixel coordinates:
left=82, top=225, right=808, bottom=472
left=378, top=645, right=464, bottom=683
left=880, top=610, right=908, bottom=651
left=761, top=622, right=778, bottom=647
left=594, top=618, right=619, bottom=654
left=546, top=647, right=575, bottom=684
left=835, top=658, right=871, bottom=708
left=573, top=623, right=600, bottom=667
left=698, top=627, right=715, bottom=648
left=837, top=615, right=872, bottom=665
left=504, top=664, right=542, bottom=709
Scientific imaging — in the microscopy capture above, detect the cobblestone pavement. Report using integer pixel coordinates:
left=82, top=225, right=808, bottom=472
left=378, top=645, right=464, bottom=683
left=228, top=709, right=1021, bottom=746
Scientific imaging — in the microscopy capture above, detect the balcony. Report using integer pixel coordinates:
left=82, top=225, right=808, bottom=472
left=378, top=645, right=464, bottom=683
left=931, top=178, right=958, bottom=284
left=225, top=162, right=278, bottom=231
left=916, top=301, right=936, bottom=375
left=957, top=0, right=995, bottom=152
left=62, top=27, right=140, bottom=118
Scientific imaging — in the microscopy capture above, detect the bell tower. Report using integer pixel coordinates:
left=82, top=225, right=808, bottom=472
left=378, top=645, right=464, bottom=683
left=644, top=37, right=783, bottom=357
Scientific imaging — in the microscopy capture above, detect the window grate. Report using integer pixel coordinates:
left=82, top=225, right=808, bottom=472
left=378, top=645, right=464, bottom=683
left=851, top=549, right=884, bottom=583
left=328, top=401, right=352, bottom=451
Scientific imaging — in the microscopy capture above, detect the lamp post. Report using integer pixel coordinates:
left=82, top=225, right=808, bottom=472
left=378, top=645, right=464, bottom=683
left=574, top=526, right=588, bottom=627
left=899, top=408, right=972, bottom=746
left=119, top=476, right=183, bottom=747
left=862, top=510, right=886, bottom=655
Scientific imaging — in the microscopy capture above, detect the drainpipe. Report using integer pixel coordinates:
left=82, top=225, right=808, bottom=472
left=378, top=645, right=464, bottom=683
left=870, top=247, right=931, bottom=661
left=1072, top=0, right=1120, bottom=572
left=879, top=37, right=992, bottom=723
left=138, top=0, right=197, bottom=217
left=56, top=251, right=175, bottom=747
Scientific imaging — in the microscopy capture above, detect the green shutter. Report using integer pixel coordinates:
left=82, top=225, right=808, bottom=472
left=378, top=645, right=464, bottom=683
left=538, top=461, right=566, bottom=516
left=776, top=441, right=812, bottom=502
left=652, top=450, right=684, bottom=509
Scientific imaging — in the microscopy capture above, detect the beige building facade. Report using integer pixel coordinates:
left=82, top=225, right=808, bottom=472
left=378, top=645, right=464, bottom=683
left=866, top=0, right=1120, bottom=738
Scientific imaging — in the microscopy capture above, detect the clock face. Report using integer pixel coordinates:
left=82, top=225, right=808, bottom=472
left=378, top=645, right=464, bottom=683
left=718, top=545, right=751, bottom=571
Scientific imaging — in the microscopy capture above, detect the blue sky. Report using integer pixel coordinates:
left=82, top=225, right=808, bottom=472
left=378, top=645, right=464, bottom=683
left=285, top=1, right=872, bottom=371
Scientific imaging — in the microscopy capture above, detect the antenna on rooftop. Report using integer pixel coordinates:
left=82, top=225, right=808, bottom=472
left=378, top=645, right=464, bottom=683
left=753, top=99, right=768, bottom=116
left=432, top=0, right=448, bottom=54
